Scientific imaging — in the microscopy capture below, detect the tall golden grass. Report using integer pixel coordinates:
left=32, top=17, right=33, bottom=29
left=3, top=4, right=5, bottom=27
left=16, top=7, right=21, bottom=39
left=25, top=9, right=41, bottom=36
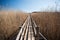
left=31, top=12, right=60, bottom=40
left=0, top=10, right=28, bottom=40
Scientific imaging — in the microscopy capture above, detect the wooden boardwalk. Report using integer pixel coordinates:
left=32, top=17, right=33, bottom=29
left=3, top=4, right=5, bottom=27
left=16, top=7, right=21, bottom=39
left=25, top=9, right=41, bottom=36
left=16, top=14, right=47, bottom=40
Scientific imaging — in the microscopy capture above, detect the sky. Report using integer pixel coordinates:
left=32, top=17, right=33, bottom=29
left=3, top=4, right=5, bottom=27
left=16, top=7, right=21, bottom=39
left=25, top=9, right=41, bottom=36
left=0, top=0, right=60, bottom=12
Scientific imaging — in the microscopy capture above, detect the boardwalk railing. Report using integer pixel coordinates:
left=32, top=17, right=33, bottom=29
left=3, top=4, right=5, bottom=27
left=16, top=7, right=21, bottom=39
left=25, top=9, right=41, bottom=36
left=31, top=15, right=47, bottom=40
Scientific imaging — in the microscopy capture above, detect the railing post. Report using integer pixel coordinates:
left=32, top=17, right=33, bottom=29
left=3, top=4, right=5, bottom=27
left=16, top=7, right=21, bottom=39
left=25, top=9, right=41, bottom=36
left=35, top=27, right=40, bottom=40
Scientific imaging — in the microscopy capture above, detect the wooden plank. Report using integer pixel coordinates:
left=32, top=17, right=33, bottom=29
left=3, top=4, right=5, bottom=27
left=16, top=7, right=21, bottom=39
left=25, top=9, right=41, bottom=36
left=24, top=25, right=28, bottom=40
left=16, top=16, right=29, bottom=40
left=20, top=25, right=27, bottom=40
